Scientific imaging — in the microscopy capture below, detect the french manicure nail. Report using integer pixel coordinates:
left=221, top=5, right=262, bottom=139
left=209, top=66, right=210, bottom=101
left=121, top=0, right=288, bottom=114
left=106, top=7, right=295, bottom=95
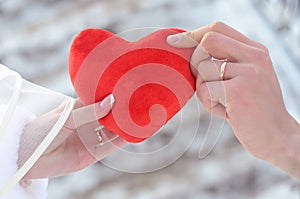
left=100, top=94, right=115, bottom=110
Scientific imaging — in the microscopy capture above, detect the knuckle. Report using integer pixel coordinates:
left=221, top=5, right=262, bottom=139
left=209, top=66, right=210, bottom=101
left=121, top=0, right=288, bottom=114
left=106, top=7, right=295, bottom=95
left=200, top=31, right=219, bottom=48
left=258, top=43, right=269, bottom=52
left=209, top=21, right=226, bottom=31
left=251, top=48, right=270, bottom=64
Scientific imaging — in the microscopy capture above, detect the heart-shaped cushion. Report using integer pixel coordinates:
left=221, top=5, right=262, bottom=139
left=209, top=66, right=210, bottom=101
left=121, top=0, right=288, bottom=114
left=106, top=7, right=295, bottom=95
left=69, top=28, right=196, bottom=143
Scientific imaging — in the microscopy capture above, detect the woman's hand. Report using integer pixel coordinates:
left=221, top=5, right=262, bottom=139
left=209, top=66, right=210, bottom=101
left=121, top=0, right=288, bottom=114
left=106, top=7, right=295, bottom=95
left=18, top=94, right=125, bottom=179
left=167, top=22, right=300, bottom=178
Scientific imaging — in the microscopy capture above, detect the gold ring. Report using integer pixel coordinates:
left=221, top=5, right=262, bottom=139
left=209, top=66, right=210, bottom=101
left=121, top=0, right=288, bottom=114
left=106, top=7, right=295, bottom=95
left=95, top=125, right=104, bottom=145
left=220, top=61, right=227, bottom=81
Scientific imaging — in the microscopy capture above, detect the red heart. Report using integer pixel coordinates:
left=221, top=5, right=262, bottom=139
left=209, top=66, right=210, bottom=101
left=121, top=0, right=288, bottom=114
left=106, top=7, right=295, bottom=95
left=69, top=28, right=196, bottom=143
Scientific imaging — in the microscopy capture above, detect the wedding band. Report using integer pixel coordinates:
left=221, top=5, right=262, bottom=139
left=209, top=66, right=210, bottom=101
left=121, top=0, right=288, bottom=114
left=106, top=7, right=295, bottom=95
left=95, top=125, right=104, bottom=144
left=220, top=61, right=227, bottom=81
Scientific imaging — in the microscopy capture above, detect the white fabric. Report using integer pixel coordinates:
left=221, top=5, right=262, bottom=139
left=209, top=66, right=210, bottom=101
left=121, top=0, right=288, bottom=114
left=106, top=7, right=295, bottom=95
left=0, top=106, right=48, bottom=199
left=0, top=64, right=74, bottom=198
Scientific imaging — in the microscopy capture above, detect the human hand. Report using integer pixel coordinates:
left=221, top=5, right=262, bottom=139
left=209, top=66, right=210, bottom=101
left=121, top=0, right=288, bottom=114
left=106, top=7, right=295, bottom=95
left=167, top=22, right=300, bottom=177
left=18, top=94, right=125, bottom=179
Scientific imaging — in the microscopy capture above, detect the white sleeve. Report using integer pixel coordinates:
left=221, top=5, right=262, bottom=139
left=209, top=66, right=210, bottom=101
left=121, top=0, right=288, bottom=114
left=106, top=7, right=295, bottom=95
left=0, top=106, right=48, bottom=199
left=0, top=64, right=74, bottom=198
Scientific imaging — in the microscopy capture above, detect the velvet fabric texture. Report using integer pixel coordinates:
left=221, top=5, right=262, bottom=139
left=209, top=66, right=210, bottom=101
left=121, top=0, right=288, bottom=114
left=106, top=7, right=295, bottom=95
left=69, top=28, right=196, bottom=142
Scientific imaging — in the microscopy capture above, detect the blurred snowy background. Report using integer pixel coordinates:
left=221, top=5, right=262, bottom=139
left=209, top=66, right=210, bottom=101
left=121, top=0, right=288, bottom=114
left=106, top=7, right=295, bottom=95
left=1, top=0, right=300, bottom=198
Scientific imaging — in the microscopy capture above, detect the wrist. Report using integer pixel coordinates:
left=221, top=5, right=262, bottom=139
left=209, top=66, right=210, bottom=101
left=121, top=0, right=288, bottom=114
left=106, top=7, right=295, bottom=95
left=267, top=113, right=300, bottom=179
left=286, top=117, right=300, bottom=178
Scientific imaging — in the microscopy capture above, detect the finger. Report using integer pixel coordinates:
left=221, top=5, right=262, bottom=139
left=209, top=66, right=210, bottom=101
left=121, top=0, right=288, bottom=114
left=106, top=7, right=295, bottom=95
left=167, top=31, right=199, bottom=48
left=196, top=60, right=248, bottom=84
left=208, top=102, right=227, bottom=118
left=200, top=31, right=260, bottom=62
left=76, top=121, right=126, bottom=162
left=196, top=80, right=228, bottom=117
left=189, top=44, right=211, bottom=76
left=67, top=94, right=115, bottom=129
left=167, top=22, right=264, bottom=49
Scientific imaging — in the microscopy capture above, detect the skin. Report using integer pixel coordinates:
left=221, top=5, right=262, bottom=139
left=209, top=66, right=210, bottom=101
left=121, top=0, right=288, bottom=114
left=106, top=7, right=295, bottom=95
left=167, top=22, right=300, bottom=179
left=21, top=22, right=300, bottom=180
left=19, top=95, right=125, bottom=179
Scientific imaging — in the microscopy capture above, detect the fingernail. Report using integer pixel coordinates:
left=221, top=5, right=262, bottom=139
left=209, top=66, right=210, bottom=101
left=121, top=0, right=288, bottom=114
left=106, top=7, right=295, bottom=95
left=100, top=94, right=115, bottom=110
left=167, top=34, right=181, bottom=44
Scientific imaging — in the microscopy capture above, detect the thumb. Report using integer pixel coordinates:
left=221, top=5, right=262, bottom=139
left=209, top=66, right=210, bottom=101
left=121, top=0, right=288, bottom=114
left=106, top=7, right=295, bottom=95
left=68, top=94, right=115, bottom=128
left=166, top=31, right=199, bottom=48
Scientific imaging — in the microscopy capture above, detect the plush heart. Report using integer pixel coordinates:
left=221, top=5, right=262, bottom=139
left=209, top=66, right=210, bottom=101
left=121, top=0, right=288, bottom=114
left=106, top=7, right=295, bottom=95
left=69, top=28, right=196, bottom=143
